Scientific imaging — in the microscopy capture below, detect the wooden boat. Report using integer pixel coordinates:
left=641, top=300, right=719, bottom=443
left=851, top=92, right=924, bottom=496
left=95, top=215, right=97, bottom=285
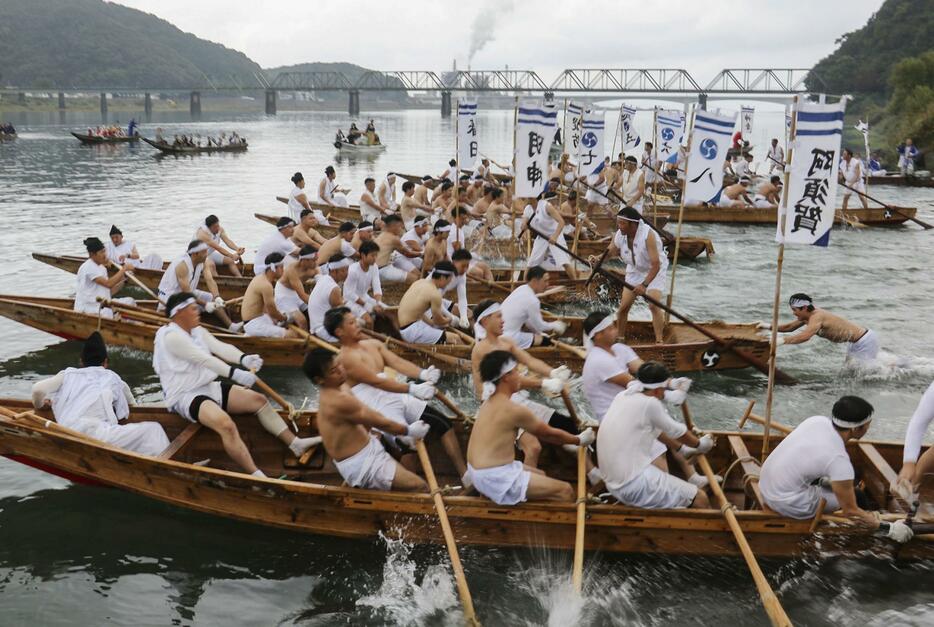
left=334, top=140, right=386, bottom=153
left=867, top=173, right=933, bottom=188
left=643, top=204, right=918, bottom=227
left=0, top=132, right=17, bottom=142
left=31, top=253, right=604, bottom=306
left=1, top=398, right=929, bottom=559
left=0, top=294, right=770, bottom=374
left=142, top=137, right=248, bottom=154
left=255, top=213, right=339, bottom=239
left=396, top=173, right=441, bottom=189
left=71, top=131, right=139, bottom=144
left=274, top=196, right=362, bottom=224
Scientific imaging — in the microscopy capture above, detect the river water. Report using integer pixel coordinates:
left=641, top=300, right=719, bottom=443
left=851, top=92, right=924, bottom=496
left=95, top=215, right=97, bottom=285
left=1, top=107, right=933, bottom=626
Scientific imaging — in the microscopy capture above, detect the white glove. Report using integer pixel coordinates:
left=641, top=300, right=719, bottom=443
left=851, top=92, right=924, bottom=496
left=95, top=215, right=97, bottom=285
left=550, top=365, right=572, bottom=382
left=457, top=315, right=470, bottom=330
left=755, top=321, right=771, bottom=330
left=419, top=366, right=441, bottom=384
left=541, top=377, right=564, bottom=397
left=663, top=389, right=687, bottom=406
left=231, top=368, right=257, bottom=388
left=408, top=381, right=436, bottom=400
left=214, top=296, right=226, bottom=309
left=885, top=519, right=914, bottom=544
left=364, top=300, right=375, bottom=314
left=549, top=320, right=568, bottom=335
left=204, top=301, right=216, bottom=314
left=405, top=420, right=431, bottom=440
left=773, top=336, right=786, bottom=347
left=241, top=354, right=263, bottom=371
left=576, top=427, right=595, bottom=447
left=669, top=377, right=692, bottom=392
left=695, top=434, right=715, bottom=455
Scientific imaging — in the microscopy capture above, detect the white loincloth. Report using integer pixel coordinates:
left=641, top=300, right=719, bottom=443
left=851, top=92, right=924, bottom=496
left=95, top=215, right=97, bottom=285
left=528, top=234, right=570, bottom=268
left=360, top=204, right=382, bottom=223
left=842, top=180, right=866, bottom=196
left=208, top=249, right=228, bottom=266
left=274, top=281, right=305, bottom=315
left=331, top=194, right=350, bottom=207
left=609, top=463, right=697, bottom=509
left=333, top=435, right=397, bottom=490
left=846, top=329, right=879, bottom=363
left=379, top=263, right=410, bottom=283
left=347, top=301, right=369, bottom=320
left=84, top=296, right=137, bottom=319
left=625, top=270, right=667, bottom=294
left=762, top=483, right=840, bottom=519
left=719, top=195, right=738, bottom=208
left=243, top=313, right=286, bottom=338
left=350, top=378, right=427, bottom=428
left=73, top=417, right=170, bottom=457
left=466, top=461, right=531, bottom=505
left=503, top=329, right=535, bottom=350
left=400, top=319, right=444, bottom=344
left=753, top=194, right=773, bottom=209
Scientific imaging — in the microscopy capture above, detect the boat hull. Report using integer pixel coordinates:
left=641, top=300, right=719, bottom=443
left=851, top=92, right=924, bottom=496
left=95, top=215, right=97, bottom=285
left=142, top=137, right=247, bottom=154
left=644, top=204, right=916, bottom=227
left=71, top=132, right=139, bottom=144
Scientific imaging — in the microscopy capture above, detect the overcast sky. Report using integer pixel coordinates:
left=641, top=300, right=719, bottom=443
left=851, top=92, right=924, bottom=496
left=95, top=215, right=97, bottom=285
left=114, top=0, right=883, bottom=81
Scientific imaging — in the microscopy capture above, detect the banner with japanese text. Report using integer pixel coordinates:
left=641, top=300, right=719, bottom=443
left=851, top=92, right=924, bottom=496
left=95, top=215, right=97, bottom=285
left=457, top=99, right=478, bottom=169
left=577, top=110, right=605, bottom=175
left=683, top=109, right=738, bottom=205
left=514, top=100, right=557, bottom=197
left=621, top=105, right=641, bottom=151
left=563, top=101, right=583, bottom=157
left=655, top=110, right=684, bottom=163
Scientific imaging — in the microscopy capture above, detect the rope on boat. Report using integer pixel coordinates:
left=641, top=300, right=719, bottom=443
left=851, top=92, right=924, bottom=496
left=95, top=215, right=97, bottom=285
left=720, top=455, right=759, bottom=488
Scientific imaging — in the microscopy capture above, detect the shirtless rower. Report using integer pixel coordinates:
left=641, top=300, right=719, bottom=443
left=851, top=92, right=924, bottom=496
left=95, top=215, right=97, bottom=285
left=400, top=181, right=431, bottom=229
left=500, top=266, right=568, bottom=348
left=241, top=253, right=301, bottom=338
left=195, top=214, right=244, bottom=277
left=301, top=348, right=428, bottom=492
left=524, top=190, right=577, bottom=279
left=840, top=148, right=869, bottom=211
left=718, top=176, right=753, bottom=208
left=349, top=221, right=375, bottom=253
left=465, top=178, right=484, bottom=207
left=466, top=350, right=595, bottom=504
left=255, top=217, right=299, bottom=275
left=74, top=236, right=132, bottom=318
left=421, top=219, right=451, bottom=277
left=760, top=396, right=912, bottom=543
left=486, top=188, right=518, bottom=240
left=288, top=172, right=328, bottom=224
left=316, top=222, right=357, bottom=265
left=325, top=307, right=469, bottom=484
left=377, top=172, right=397, bottom=213
left=319, top=165, right=350, bottom=207
left=153, top=292, right=321, bottom=476
left=763, top=293, right=880, bottom=365
left=597, top=361, right=712, bottom=509
left=274, top=245, right=318, bottom=329
left=752, top=175, right=783, bottom=208
left=342, top=241, right=383, bottom=327
left=307, top=254, right=350, bottom=341
left=430, top=181, right=455, bottom=215
left=359, top=177, right=384, bottom=224
left=375, top=214, right=420, bottom=285
left=609, top=207, right=668, bottom=343
left=413, top=176, right=433, bottom=207
left=157, top=240, right=239, bottom=332
left=31, top=331, right=170, bottom=456
left=397, top=260, right=463, bottom=345
left=292, top=209, right=327, bottom=249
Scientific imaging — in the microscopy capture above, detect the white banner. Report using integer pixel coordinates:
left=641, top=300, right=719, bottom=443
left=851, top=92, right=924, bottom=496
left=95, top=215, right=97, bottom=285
left=655, top=110, right=684, bottom=163
left=778, top=100, right=847, bottom=246
left=515, top=100, right=557, bottom=198
left=740, top=106, right=754, bottom=141
left=457, top=99, right=478, bottom=169
left=563, top=101, right=583, bottom=157
left=683, top=109, right=738, bottom=205
left=577, top=110, right=605, bottom=175
left=621, top=104, right=641, bottom=151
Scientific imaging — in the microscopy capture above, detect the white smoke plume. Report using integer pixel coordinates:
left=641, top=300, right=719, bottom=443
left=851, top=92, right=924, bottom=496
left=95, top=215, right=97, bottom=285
left=467, top=0, right=516, bottom=65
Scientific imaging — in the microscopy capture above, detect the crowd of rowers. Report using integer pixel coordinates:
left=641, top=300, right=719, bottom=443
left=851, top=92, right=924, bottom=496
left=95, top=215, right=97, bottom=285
left=335, top=119, right=381, bottom=146
left=152, top=129, right=246, bottom=148
left=85, top=120, right=138, bottom=137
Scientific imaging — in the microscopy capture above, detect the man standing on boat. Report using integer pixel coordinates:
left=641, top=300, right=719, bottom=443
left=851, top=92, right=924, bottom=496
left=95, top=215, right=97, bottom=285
left=157, top=240, right=240, bottom=332
left=762, top=293, right=879, bottom=365
left=242, top=253, right=302, bottom=339
left=524, top=191, right=578, bottom=280
left=840, top=148, right=870, bottom=211
left=500, top=266, right=568, bottom=349
left=31, top=331, right=170, bottom=456
left=607, top=207, right=668, bottom=344
left=897, top=138, right=919, bottom=175
left=620, top=156, right=646, bottom=213
left=597, top=362, right=712, bottom=510
left=760, top=396, right=913, bottom=542
left=318, top=166, right=350, bottom=208
left=74, top=237, right=133, bottom=319
left=324, top=306, right=469, bottom=487
left=767, top=138, right=785, bottom=174
left=466, top=350, right=594, bottom=505
left=153, top=292, right=322, bottom=477
left=194, top=215, right=245, bottom=278
left=397, top=261, right=464, bottom=345
left=302, top=348, right=428, bottom=492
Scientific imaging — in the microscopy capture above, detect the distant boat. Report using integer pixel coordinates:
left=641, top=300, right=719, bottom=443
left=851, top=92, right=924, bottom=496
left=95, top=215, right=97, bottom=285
left=71, top=132, right=139, bottom=144
left=334, top=140, right=386, bottom=153
left=867, top=173, right=933, bottom=188
left=142, top=137, right=248, bottom=154
left=0, top=132, right=16, bottom=142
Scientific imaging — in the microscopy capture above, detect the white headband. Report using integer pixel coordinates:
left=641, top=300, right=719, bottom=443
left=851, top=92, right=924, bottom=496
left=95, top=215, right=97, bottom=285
left=267, top=262, right=281, bottom=272
left=435, top=225, right=452, bottom=233
left=481, top=357, right=518, bottom=401
left=299, top=251, right=318, bottom=260
left=622, top=378, right=670, bottom=397
left=617, top=213, right=641, bottom=223
left=432, top=268, right=455, bottom=277
left=187, top=242, right=209, bottom=254
left=790, top=298, right=812, bottom=308
left=278, top=221, right=296, bottom=230
left=358, top=225, right=374, bottom=232
left=584, top=313, right=616, bottom=350
left=831, top=414, right=873, bottom=429
left=168, top=296, right=197, bottom=318
left=326, top=258, right=351, bottom=271
left=473, top=303, right=501, bottom=340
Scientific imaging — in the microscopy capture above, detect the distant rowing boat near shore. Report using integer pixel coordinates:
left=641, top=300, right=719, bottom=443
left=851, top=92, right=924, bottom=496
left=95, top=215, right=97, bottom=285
left=71, top=132, right=139, bottom=145
left=141, top=137, right=248, bottom=154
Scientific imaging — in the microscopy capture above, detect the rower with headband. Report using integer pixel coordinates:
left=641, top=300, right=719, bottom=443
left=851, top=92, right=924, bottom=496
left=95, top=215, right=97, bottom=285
left=274, top=244, right=320, bottom=330
left=396, top=260, right=466, bottom=345
left=157, top=239, right=241, bottom=332
left=242, top=253, right=303, bottom=339
left=308, top=253, right=352, bottom=342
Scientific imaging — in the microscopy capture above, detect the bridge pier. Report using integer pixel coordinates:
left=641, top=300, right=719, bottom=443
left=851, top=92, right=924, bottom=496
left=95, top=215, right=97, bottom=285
left=697, top=93, right=708, bottom=110
left=265, top=90, right=277, bottom=115
left=190, top=91, right=201, bottom=119
left=144, top=93, right=152, bottom=122
left=58, top=92, right=66, bottom=110
left=440, top=91, right=452, bottom=118
left=348, top=90, right=360, bottom=116
left=100, top=92, right=108, bottom=121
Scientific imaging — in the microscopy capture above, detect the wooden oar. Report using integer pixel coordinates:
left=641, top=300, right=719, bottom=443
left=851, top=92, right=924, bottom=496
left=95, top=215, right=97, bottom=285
left=528, top=227, right=797, bottom=384
left=414, top=439, right=480, bottom=625
left=359, top=327, right=471, bottom=370
left=561, top=390, right=587, bottom=593
left=683, top=405, right=792, bottom=627
left=838, top=180, right=933, bottom=229
left=98, top=298, right=233, bottom=335
left=111, top=262, right=164, bottom=304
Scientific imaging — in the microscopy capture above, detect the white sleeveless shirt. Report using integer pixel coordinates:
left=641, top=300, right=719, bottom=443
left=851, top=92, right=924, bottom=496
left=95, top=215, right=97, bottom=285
left=613, top=223, right=669, bottom=277
left=74, top=258, right=110, bottom=314
left=158, top=254, right=203, bottom=299
left=529, top=199, right=559, bottom=238
left=288, top=185, right=307, bottom=221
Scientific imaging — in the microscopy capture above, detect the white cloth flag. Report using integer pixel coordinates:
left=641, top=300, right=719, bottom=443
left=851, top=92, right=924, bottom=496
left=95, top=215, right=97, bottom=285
left=683, top=109, right=738, bottom=205
left=563, top=101, right=583, bottom=157
left=778, top=100, right=847, bottom=247
left=457, top=99, right=479, bottom=169
left=656, top=110, right=683, bottom=163
left=740, top=106, right=754, bottom=141
left=577, top=110, right=605, bottom=175
left=621, top=105, right=641, bottom=151
left=515, top=100, right=557, bottom=198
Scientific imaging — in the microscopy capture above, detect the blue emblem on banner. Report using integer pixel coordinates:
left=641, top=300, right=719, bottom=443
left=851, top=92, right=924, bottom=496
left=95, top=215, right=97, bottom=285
left=581, top=132, right=597, bottom=148
left=699, top=138, right=718, bottom=160
left=661, top=127, right=675, bottom=141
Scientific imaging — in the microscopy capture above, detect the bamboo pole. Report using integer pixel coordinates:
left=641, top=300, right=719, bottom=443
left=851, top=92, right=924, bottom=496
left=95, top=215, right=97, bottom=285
left=664, top=104, right=696, bottom=325
left=510, top=97, right=519, bottom=290
left=650, top=107, right=659, bottom=227
left=762, top=95, right=799, bottom=461
left=414, top=439, right=480, bottom=626
left=560, top=389, right=587, bottom=593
